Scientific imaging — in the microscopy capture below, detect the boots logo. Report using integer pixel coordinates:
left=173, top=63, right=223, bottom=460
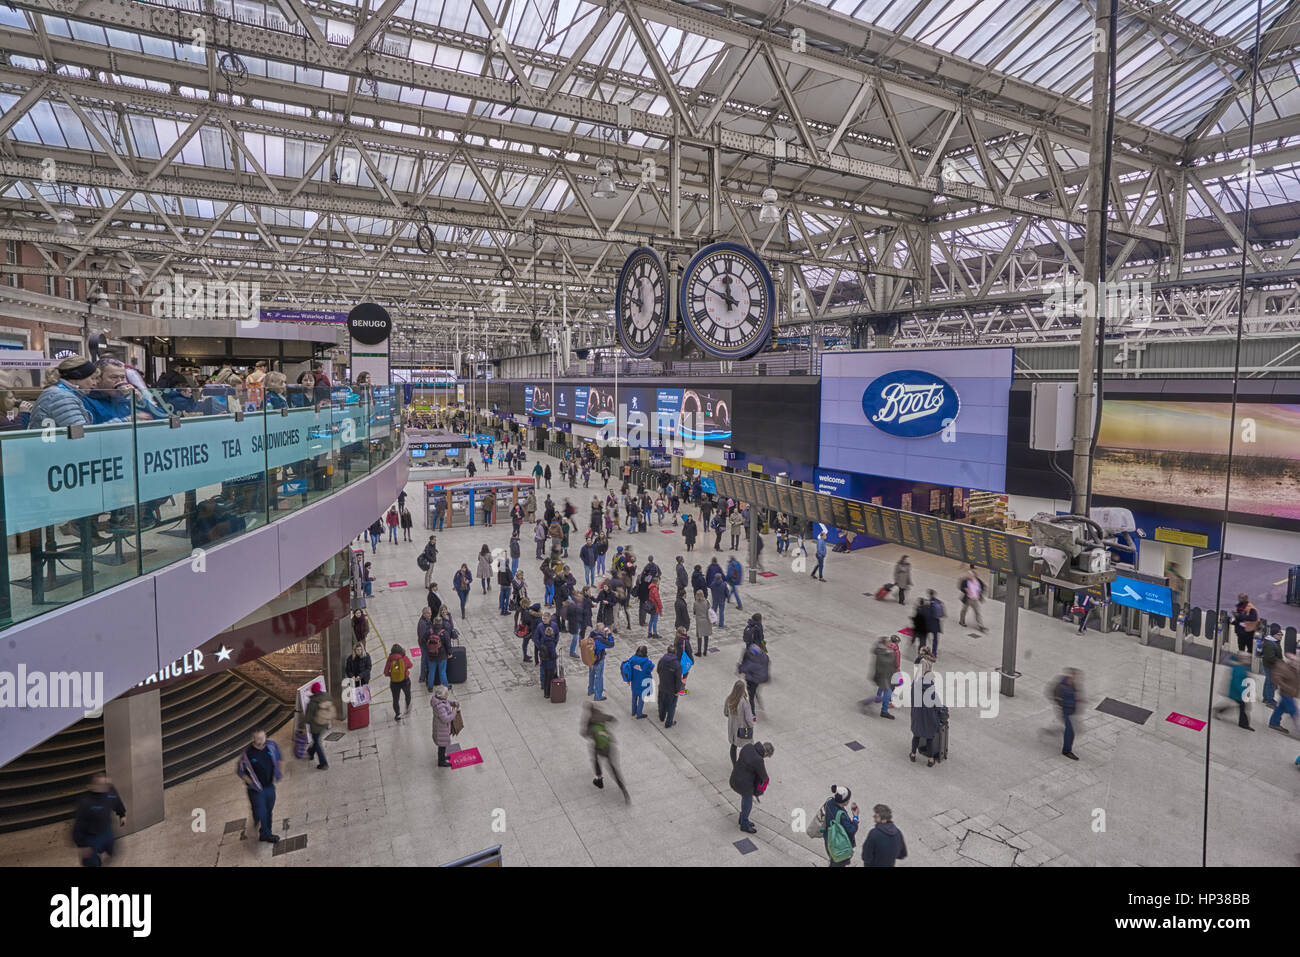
left=862, top=370, right=960, bottom=438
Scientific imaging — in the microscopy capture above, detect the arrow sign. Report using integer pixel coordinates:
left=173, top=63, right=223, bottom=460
left=1109, top=575, right=1173, bottom=617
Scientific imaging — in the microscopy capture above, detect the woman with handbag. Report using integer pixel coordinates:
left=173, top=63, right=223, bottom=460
left=431, top=685, right=461, bottom=769
left=724, top=679, right=755, bottom=767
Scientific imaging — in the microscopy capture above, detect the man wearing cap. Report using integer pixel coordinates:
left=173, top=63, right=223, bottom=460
left=27, top=355, right=97, bottom=428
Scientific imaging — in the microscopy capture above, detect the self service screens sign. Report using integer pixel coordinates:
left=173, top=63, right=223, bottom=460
left=819, top=348, right=1013, bottom=492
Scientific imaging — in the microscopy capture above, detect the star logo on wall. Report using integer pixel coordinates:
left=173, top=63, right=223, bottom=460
left=215, top=645, right=233, bottom=662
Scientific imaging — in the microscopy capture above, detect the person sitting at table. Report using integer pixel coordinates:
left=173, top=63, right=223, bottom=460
left=264, top=371, right=290, bottom=410
left=289, top=372, right=316, bottom=408
left=27, top=354, right=98, bottom=428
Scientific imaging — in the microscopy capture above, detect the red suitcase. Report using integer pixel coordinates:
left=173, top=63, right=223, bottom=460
left=550, top=663, right=567, bottom=703
left=347, top=702, right=370, bottom=730
left=875, top=584, right=894, bottom=601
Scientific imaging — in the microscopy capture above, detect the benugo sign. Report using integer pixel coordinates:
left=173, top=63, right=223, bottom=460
left=861, top=369, right=961, bottom=439
left=1, top=406, right=368, bottom=536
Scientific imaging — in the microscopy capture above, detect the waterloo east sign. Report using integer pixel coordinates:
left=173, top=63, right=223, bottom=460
left=861, top=369, right=961, bottom=438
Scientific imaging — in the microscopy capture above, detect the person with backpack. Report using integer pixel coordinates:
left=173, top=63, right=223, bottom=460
left=711, top=511, right=726, bottom=551
left=368, top=518, right=383, bottom=553
left=724, top=679, right=755, bottom=767
left=430, top=685, right=461, bottom=769
left=647, top=576, right=664, bottom=640
left=729, top=740, right=773, bottom=835
left=419, top=536, right=438, bottom=589
left=400, top=505, right=413, bottom=542
left=425, top=617, right=450, bottom=690
left=812, top=785, right=859, bottom=867
left=727, top=556, right=744, bottom=611
left=385, top=644, right=413, bottom=721
left=1267, top=650, right=1300, bottom=735
left=741, top=614, right=765, bottom=653
left=386, top=506, right=400, bottom=543
left=584, top=624, right=616, bottom=701
left=303, top=681, right=335, bottom=769
left=738, top=642, right=770, bottom=713
left=709, top=568, right=730, bottom=630
left=1231, top=594, right=1260, bottom=655
left=862, top=804, right=908, bottom=867
left=537, top=615, right=563, bottom=698
left=872, top=635, right=898, bottom=720
left=624, top=644, right=655, bottom=719
left=452, top=563, right=472, bottom=618
left=656, top=647, right=683, bottom=727
left=893, top=555, right=912, bottom=605
left=583, top=701, right=629, bottom=801
left=959, top=565, right=988, bottom=632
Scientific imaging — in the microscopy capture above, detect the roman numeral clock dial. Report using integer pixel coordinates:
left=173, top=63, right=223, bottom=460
left=615, top=247, right=668, bottom=358
left=678, top=242, right=776, bottom=360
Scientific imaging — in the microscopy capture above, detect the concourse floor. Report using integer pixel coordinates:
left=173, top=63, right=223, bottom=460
left=2, top=449, right=1297, bottom=868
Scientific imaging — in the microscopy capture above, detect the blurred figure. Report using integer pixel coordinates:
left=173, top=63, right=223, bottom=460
left=1212, top=653, right=1255, bottom=731
left=583, top=701, right=629, bottom=802
left=72, top=772, right=126, bottom=866
left=1051, top=668, right=1083, bottom=760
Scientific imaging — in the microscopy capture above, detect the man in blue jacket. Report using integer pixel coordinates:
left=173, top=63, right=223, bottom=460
left=626, top=644, right=655, bottom=718
left=862, top=804, right=907, bottom=867
left=709, top=570, right=730, bottom=630
left=811, top=533, right=827, bottom=581
left=727, top=556, right=744, bottom=611
left=1055, top=669, right=1080, bottom=760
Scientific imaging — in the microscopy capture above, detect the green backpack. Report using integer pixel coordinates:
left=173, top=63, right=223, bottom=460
left=590, top=721, right=611, bottom=751
left=825, top=807, right=854, bottom=863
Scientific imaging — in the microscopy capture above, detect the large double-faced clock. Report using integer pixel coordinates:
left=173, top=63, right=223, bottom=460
left=614, top=246, right=668, bottom=358
left=679, top=241, right=775, bottom=360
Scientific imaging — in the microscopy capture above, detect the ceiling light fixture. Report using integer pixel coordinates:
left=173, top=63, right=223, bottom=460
left=52, top=207, right=79, bottom=241
left=592, top=158, right=617, bottom=199
left=759, top=187, right=781, bottom=225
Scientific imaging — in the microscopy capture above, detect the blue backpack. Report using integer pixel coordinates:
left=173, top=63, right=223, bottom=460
left=620, top=658, right=633, bottom=683
left=728, top=559, right=742, bottom=583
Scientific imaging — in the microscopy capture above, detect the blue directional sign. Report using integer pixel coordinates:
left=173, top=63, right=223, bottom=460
left=1109, top=575, right=1173, bottom=617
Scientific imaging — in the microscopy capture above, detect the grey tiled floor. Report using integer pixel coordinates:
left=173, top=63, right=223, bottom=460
left=3, top=451, right=1298, bottom=867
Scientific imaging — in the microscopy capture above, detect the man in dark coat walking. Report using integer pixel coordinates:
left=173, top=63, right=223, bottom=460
left=728, top=740, right=773, bottom=834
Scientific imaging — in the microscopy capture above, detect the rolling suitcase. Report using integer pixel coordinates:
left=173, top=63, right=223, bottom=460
left=347, top=702, right=370, bottom=730
left=933, top=722, right=949, bottom=764
left=875, top=583, right=895, bottom=601
left=293, top=726, right=309, bottom=759
left=446, top=642, right=468, bottom=685
left=550, top=663, right=567, bottom=703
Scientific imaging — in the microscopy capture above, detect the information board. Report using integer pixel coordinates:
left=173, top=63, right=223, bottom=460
left=831, top=496, right=851, bottom=530
left=938, top=521, right=967, bottom=560
left=960, top=525, right=989, bottom=567
left=845, top=500, right=866, bottom=534
left=879, top=508, right=901, bottom=543
left=816, top=493, right=836, bottom=527
left=897, top=512, right=922, bottom=549
left=985, top=530, right=1017, bottom=575
left=776, top=484, right=794, bottom=515
left=760, top=480, right=780, bottom=512
left=860, top=503, right=885, bottom=539
left=917, top=515, right=943, bottom=555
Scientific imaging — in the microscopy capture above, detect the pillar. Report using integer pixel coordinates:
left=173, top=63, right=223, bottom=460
left=997, top=575, right=1021, bottom=697
left=103, top=689, right=165, bottom=835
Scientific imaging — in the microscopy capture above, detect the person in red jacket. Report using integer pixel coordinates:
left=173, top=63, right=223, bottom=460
left=385, top=506, right=400, bottom=544
left=647, top=577, right=664, bottom=639
left=384, top=643, right=413, bottom=720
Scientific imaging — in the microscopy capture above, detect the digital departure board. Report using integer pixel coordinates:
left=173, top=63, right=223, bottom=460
left=897, top=512, right=922, bottom=549
left=817, top=494, right=836, bottom=527
left=860, top=504, right=886, bottom=539
left=879, top=508, right=901, bottom=543
left=917, top=515, right=943, bottom=555
left=831, top=496, right=851, bottom=530
left=960, top=525, right=989, bottom=567
left=938, top=521, right=967, bottom=560
left=776, top=484, right=794, bottom=515
left=985, top=530, right=1017, bottom=575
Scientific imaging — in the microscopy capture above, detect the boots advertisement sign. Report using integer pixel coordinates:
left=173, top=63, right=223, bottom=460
left=820, top=348, right=1013, bottom=493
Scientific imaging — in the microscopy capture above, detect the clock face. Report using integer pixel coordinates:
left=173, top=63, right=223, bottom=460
left=615, top=247, right=668, bottom=358
left=679, top=242, right=775, bottom=359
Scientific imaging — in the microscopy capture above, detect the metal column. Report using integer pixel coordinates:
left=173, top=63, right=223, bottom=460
left=998, top=574, right=1022, bottom=697
left=103, top=688, right=165, bottom=835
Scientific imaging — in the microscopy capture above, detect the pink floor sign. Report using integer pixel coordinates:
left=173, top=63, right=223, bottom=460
left=1166, top=712, right=1206, bottom=731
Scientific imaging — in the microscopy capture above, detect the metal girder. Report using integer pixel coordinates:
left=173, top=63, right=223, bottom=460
left=618, top=0, right=698, bottom=137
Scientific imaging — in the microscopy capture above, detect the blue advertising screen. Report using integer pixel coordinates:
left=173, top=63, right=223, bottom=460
left=820, top=348, right=1012, bottom=492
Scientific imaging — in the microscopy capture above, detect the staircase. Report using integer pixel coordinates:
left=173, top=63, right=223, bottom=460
left=0, top=670, right=294, bottom=833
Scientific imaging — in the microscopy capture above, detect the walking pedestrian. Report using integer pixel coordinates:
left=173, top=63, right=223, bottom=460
left=587, top=623, right=615, bottom=701
left=236, top=731, right=283, bottom=845
left=1051, top=667, right=1081, bottom=759
left=811, top=533, right=827, bottom=581
left=738, top=641, right=770, bottom=713
left=72, top=773, right=127, bottom=866
left=1071, top=591, right=1095, bottom=635
left=386, top=506, right=400, bottom=543
left=453, top=563, right=472, bottom=618
left=400, top=505, right=413, bottom=542
left=368, top=518, right=383, bottom=552
left=1267, top=651, right=1299, bottom=734
left=709, top=567, right=729, bottom=630
left=958, top=564, right=988, bottom=631
left=729, top=740, right=773, bottom=834
left=872, top=635, right=898, bottom=720
left=476, top=545, right=492, bottom=594
left=385, top=643, right=413, bottom=720
left=862, top=805, right=908, bottom=867
left=583, top=701, right=629, bottom=802
left=893, top=555, right=912, bottom=605
left=724, top=679, right=755, bottom=767
left=303, top=681, right=334, bottom=770
left=420, top=536, right=438, bottom=589
left=1262, top=623, right=1283, bottom=705
left=1212, top=653, right=1255, bottom=730
left=923, top=590, right=945, bottom=658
